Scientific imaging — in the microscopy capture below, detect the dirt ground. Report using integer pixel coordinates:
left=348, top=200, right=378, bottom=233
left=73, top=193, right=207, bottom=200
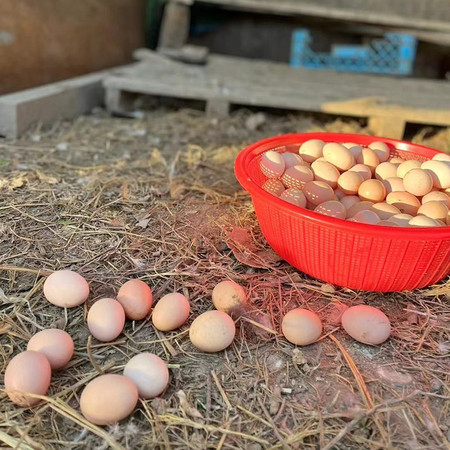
left=0, top=107, right=449, bottom=449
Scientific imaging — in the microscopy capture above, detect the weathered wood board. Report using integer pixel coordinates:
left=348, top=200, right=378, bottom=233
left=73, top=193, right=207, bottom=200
left=103, top=54, right=450, bottom=139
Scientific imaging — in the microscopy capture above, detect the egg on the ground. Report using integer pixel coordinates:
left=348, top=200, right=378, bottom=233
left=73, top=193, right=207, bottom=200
left=87, top=298, right=125, bottom=342
left=212, top=280, right=246, bottom=314
left=281, top=308, right=322, bottom=346
left=152, top=293, right=190, bottom=331
left=43, top=270, right=89, bottom=308
left=117, top=279, right=153, bottom=321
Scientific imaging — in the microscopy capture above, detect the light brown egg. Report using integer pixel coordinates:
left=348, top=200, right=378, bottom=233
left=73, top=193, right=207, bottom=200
left=347, top=145, right=363, bottom=159
left=370, top=203, right=401, bottom=220
left=117, top=280, right=153, bottom=321
left=152, top=293, right=190, bottom=331
left=87, top=298, right=125, bottom=342
left=417, top=201, right=449, bottom=223
left=212, top=280, right=246, bottom=314
left=403, top=168, right=433, bottom=197
left=341, top=305, right=391, bottom=345
left=260, top=150, right=285, bottom=178
left=397, top=159, right=422, bottom=178
left=43, top=270, right=89, bottom=308
left=281, top=308, right=322, bottom=346
left=299, top=139, right=324, bottom=163
left=337, top=171, right=364, bottom=195
left=314, top=200, right=346, bottom=219
left=123, top=353, right=169, bottom=399
left=346, top=201, right=374, bottom=218
left=80, top=374, right=138, bottom=425
left=358, top=179, right=386, bottom=203
left=262, top=179, right=285, bottom=197
left=323, top=143, right=355, bottom=171
left=349, top=164, right=372, bottom=181
left=386, top=192, right=421, bottom=215
left=356, top=148, right=379, bottom=173
left=375, top=162, right=398, bottom=181
left=382, top=177, right=405, bottom=194
left=432, top=152, right=450, bottom=163
left=340, top=195, right=360, bottom=211
left=189, top=310, right=236, bottom=352
left=409, top=216, right=439, bottom=227
left=282, top=152, right=304, bottom=168
left=368, top=141, right=390, bottom=163
left=27, top=329, right=74, bottom=370
left=421, top=160, right=450, bottom=189
left=422, top=191, right=450, bottom=208
left=303, top=181, right=335, bottom=206
left=390, top=213, right=414, bottom=226
left=281, top=165, right=314, bottom=190
left=5, top=351, right=51, bottom=407
left=280, top=188, right=307, bottom=208
left=311, top=160, right=340, bottom=188
left=352, top=210, right=380, bottom=224
left=377, top=220, right=400, bottom=227
left=389, top=157, right=406, bottom=166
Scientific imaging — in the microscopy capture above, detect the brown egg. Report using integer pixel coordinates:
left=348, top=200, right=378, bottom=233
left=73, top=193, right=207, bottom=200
left=323, top=143, right=355, bottom=171
left=299, top=139, right=324, bottom=163
left=43, top=270, right=89, bottom=308
left=189, top=310, right=236, bottom=352
left=340, top=195, right=360, bottom=211
left=389, top=157, right=405, bottom=166
left=409, top=216, right=439, bottom=227
left=375, top=162, right=398, bottom=181
left=311, top=160, right=340, bottom=188
left=397, top=159, right=422, bottom=178
left=337, top=171, right=364, bottom=195
left=260, top=150, right=285, bottom=178
left=377, top=220, right=400, bottom=227
left=368, top=141, right=390, bottom=163
left=432, top=152, right=450, bottom=163
left=386, top=192, right=421, bottom=215
left=352, top=210, right=380, bottom=224
left=117, top=280, right=153, bottom=321
left=356, top=148, right=379, bottom=173
left=422, top=191, right=450, bottom=208
left=280, top=188, right=307, bottom=208
left=303, top=181, right=335, bottom=206
left=382, top=177, right=405, bottom=194
left=347, top=164, right=371, bottom=182
left=403, top=168, right=433, bottom=197
left=347, top=145, right=363, bottom=159
left=370, top=203, right=401, bottom=220
left=417, top=201, right=449, bottom=223
left=347, top=201, right=374, bottom=218
left=281, top=308, right=322, bottom=346
left=27, top=329, right=74, bottom=370
left=281, top=165, right=314, bottom=190
left=421, top=160, right=450, bottom=189
left=87, top=298, right=125, bottom=342
left=80, top=374, right=138, bottom=425
left=341, top=305, right=391, bottom=345
left=5, top=351, right=51, bottom=407
left=314, top=200, right=346, bottom=219
left=390, top=213, right=414, bottom=226
left=123, top=353, right=169, bottom=399
left=212, top=280, right=246, bottom=314
left=152, top=293, right=190, bottom=331
left=282, top=152, right=304, bottom=168
left=262, top=179, right=285, bottom=197
left=358, top=179, right=386, bottom=203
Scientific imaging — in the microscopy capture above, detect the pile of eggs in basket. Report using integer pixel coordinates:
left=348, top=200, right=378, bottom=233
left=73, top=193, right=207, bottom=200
left=260, top=140, right=450, bottom=227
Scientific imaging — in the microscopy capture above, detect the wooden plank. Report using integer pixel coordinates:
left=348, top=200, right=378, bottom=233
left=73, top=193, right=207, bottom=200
left=103, top=55, right=450, bottom=139
left=158, top=1, right=191, bottom=49
left=195, top=0, right=450, bottom=33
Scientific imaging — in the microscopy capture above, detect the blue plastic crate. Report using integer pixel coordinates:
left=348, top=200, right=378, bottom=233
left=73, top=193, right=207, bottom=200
left=290, top=30, right=417, bottom=75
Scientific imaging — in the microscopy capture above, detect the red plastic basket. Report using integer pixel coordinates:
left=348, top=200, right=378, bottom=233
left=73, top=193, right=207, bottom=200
left=235, top=133, right=450, bottom=292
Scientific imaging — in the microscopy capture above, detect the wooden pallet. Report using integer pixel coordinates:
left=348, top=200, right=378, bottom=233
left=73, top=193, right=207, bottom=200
left=103, top=52, right=450, bottom=139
